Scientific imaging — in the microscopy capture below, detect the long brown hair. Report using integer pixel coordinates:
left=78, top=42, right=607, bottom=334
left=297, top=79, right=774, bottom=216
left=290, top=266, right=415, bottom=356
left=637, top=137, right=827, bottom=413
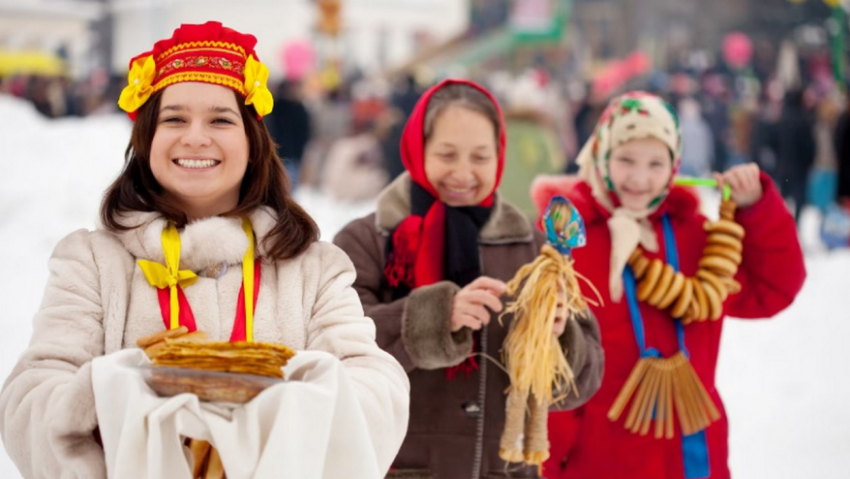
left=101, top=90, right=319, bottom=261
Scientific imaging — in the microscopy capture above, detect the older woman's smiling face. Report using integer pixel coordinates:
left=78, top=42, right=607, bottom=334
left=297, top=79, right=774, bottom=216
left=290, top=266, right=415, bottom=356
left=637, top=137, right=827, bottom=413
left=424, top=105, right=498, bottom=207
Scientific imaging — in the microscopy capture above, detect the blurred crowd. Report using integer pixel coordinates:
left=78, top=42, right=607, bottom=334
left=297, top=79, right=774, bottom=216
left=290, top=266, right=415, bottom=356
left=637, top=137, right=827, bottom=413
left=4, top=39, right=850, bottom=248
left=0, top=71, right=125, bottom=118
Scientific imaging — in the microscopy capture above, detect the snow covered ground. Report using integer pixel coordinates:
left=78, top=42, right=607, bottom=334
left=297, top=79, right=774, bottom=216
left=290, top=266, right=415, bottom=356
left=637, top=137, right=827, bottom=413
left=0, top=95, right=848, bottom=478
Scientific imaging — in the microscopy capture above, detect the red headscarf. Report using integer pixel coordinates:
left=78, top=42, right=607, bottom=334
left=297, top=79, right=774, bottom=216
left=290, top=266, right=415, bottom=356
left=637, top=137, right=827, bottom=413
left=384, top=79, right=507, bottom=289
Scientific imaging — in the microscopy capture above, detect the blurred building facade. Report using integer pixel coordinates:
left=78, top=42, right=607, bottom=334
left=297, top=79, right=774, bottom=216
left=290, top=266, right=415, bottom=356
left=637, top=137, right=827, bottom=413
left=110, top=0, right=469, bottom=79
left=0, top=0, right=105, bottom=78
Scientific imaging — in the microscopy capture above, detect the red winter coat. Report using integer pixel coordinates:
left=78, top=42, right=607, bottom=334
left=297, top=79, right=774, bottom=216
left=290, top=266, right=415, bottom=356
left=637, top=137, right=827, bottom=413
left=530, top=172, right=806, bottom=479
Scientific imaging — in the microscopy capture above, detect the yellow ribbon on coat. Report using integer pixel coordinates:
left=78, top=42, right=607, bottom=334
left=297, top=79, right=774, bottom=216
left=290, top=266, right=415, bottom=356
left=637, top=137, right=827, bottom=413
left=137, top=222, right=198, bottom=330
left=137, top=219, right=257, bottom=340
left=240, top=217, right=256, bottom=342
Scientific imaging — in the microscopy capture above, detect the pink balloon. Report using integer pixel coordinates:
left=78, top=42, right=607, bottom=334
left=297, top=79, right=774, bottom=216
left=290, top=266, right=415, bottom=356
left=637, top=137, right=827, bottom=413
left=280, top=41, right=315, bottom=80
left=722, top=32, right=752, bottom=69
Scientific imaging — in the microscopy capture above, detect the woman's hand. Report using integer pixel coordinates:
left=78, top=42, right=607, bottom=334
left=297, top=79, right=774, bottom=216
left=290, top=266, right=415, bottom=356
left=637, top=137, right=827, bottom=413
left=450, top=276, right=507, bottom=332
left=714, top=163, right=763, bottom=208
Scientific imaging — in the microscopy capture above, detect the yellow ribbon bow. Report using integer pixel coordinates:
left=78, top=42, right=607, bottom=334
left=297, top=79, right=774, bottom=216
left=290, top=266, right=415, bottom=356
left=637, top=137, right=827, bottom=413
left=118, top=55, right=156, bottom=114
left=244, top=55, right=273, bottom=117
left=137, top=222, right=198, bottom=329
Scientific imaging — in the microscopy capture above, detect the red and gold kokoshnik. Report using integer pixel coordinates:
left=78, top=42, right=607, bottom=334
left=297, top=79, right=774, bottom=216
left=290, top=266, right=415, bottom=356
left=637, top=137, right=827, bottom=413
left=117, top=21, right=273, bottom=119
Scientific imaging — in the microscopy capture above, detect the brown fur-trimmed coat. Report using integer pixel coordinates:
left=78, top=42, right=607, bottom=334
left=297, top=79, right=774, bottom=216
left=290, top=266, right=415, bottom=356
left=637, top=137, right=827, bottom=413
left=333, top=174, right=604, bottom=479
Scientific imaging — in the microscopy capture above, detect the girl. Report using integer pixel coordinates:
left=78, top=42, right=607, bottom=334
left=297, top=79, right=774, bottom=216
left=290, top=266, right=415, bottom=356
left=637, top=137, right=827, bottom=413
left=0, top=21, right=409, bottom=479
left=333, top=79, right=604, bottom=479
left=531, top=91, right=806, bottom=479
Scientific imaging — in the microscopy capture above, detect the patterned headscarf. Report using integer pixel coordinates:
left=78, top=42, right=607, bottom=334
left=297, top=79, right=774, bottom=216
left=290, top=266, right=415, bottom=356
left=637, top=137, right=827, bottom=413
left=577, top=91, right=681, bottom=301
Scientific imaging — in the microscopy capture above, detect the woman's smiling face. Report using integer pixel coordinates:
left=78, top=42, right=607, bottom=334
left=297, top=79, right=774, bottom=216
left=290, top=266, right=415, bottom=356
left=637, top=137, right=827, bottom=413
left=424, top=105, right=498, bottom=207
left=149, top=82, right=249, bottom=219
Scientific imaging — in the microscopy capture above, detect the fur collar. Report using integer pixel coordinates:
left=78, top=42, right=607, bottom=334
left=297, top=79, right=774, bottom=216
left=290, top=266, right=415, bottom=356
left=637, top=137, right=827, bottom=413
left=375, top=173, right=533, bottom=244
left=530, top=174, right=701, bottom=226
left=110, top=206, right=278, bottom=271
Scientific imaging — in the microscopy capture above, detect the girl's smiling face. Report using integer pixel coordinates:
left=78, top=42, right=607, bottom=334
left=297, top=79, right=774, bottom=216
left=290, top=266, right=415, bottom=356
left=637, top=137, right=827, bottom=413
left=608, top=136, right=673, bottom=211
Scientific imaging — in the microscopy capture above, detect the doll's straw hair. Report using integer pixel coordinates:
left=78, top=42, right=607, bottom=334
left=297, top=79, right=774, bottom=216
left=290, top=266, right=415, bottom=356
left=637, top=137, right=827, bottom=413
left=499, top=244, right=600, bottom=405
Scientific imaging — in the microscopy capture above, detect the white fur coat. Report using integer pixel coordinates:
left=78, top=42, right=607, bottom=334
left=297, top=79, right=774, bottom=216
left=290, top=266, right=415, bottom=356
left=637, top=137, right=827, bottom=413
left=0, top=206, right=410, bottom=479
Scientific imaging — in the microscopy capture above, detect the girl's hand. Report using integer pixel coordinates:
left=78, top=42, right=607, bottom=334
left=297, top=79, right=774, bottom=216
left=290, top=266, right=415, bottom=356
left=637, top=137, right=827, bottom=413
left=714, top=163, right=763, bottom=208
left=450, top=276, right=507, bottom=332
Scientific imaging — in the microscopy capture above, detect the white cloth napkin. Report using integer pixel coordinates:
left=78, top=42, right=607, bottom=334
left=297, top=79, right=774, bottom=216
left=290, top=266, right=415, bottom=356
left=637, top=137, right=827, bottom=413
left=92, top=349, right=381, bottom=479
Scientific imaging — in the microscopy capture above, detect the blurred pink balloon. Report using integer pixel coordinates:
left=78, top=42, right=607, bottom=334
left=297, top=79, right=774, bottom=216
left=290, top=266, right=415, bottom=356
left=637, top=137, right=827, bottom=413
left=722, top=32, right=753, bottom=69
left=281, top=40, right=315, bottom=80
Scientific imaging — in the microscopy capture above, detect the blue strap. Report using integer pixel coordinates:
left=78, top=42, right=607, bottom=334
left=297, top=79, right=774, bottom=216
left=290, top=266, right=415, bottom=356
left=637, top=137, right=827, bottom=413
left=622, top=213, right=710, bottom=478
left=622, top=266, right=662, bottom=359
left=683, top=431, right=711, bottom=478
left=661, top=214, right=689, bottom=358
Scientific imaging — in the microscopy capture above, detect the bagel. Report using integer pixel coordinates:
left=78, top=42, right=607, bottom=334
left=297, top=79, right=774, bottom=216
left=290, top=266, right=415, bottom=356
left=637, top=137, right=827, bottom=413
left=723, top=277, right=742, bottom=294
left=697, top=269, right=729, bottom=302
left=637, top=259, right=664, bottom=301
left=703, top=245, right=742, bottom=265
left=658, top=272, right=687, bottom=309
left=699, top=279, right=724, bottom=320
left=704, top=219, right=745, bottom=239
left=720, top=200, right=737, bottom=216
left=648, top=265, right=676, bottom=306
left=691, top=277, right=710, bottom=322
left=628, top=248, right=643, bottom=265
left=632, top=255, right=651, bottom=279
left=706, top=233, right=743, bottom=252
left=683, top=297, right=700, bottom=324
left=698, top=255, right=738, bottom=277
left=671, top=277, right=694, bottom=318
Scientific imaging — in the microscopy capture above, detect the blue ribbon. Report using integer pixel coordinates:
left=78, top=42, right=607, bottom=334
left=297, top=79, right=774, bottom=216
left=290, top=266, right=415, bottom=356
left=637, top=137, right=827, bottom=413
left=622, top=214, right=711, bottom=478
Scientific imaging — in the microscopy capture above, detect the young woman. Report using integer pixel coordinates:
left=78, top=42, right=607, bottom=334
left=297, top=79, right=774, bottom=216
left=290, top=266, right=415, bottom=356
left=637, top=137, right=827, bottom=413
left=333, top=79, right=604, bottom=479
left=0, top=21, right=409, bottom=479
left=531, top=91, right=806, bottom=479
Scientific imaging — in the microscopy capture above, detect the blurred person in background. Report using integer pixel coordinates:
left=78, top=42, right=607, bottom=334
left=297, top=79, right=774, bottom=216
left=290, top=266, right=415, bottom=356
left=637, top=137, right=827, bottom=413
left=775, top=88, right=816, bottom=223
left=376, top=106, right=407, bottom=181
left=299, top=83, right=353, bottom=188
left=266, top=79, right=312, bottom=189
left=833, top=93, right=850, bottom=206
left=807, top=92, right=841, bottom=215
left=678, top=97, right=714, bottom=178
left=698, top=70, right=731, bottom=173
left=749, top=83, right=782, bottom=180
left=320, top=127, right=388, bottom=202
